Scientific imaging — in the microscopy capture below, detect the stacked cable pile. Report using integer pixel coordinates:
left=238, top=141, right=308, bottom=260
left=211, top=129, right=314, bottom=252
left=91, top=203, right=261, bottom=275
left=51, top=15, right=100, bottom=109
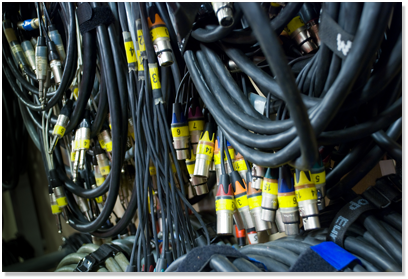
left=165, top=210, right=402, bottom=272
left=2, top=1, right=402, bottom=273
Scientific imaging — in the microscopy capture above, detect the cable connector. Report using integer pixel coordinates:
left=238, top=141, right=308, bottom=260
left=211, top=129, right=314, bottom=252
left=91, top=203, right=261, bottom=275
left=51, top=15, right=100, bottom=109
left=294, top=169, right=320, bottom=231
left=147, top=5, right=173, bottom=67
left=284, top=16, right=318, bottom=54
left=194, top=115, right=215, bottom=177
left=171, top=103, right=190, bottom=160
left=277, top=165, right=299, bottom=235
left=230, top=171, right=255, bottom=230
left=48, top=24, right=66, bottom=62
left=211, top=2, right=234, bottom=27
left=186, top=148, right=208, bottom=196
left=188, top=98, right=204, bottom=154
left=50, top=100, right=73, bottom=153
left=247, top=183, right=271, bottom=233
left=261, top=168, right=279, bottom=222
left=310, top=155, right=327, bottom=211
left=47, top=40, right=63, bottom=84
left=17, top=18, right=40, bottom=30
left=215, top=173, right=234, bottom=234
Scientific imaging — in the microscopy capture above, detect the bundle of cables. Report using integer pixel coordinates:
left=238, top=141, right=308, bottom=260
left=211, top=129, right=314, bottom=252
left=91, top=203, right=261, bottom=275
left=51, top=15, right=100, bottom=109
left=2, top=1, right=402, bottom=273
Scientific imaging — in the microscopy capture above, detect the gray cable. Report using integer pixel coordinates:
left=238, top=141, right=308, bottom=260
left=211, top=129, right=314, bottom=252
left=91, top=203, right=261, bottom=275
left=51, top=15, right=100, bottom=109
left=55, top=264, right=78, bottom=272
left=382, top=212, right=402, bottom=232
left=56, top=253, right=89, bottom=270
left=344, top=237, right=401, bottom=272
left=264, top=239, right=310, bottom=254
left=76, top=244, right=99, bottom=254
left=351, top=254, right=381, bottom=272
left=239, top=245, right=298, bottom=268
left=380, top=220, right=402, bottom=245
left=363, top=215, right=402, bottom=265
left=164, top=254, right=187, bottom=272
left=362, top=232, right=392, bottom=259
left=105, top=257, right=122, bottom=272
left=246, top=254, right=289, bottom=272
left=209, top=255, right=240, bottom=272
left=232, top=258, right=262, bottom=272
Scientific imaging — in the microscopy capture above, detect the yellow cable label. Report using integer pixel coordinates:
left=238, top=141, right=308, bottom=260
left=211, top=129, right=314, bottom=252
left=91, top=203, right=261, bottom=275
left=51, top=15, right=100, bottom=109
left=149, top=66, right=161, bottom=90
left=149, top=166, right=157, bottom=176
left=188, top=120, right=204, bottom=132
left=78, top=139, right=90, bottom=149
left=73, top=88, right=79, bottom=100
left=227, top=148, right=235, bottom=161
left=186, top=163, right=195, bottom=175
left=171, top=163, right=176, bottom=173
left=99, top=139, right=106, bottom=149
left=214, top=149, right=235, bottom=165
left=311, top=172, right=326, bottom=184
left=197, top=143, right=214, bottom=156
left=56, top=197, right=67, bottom=207
left=96, top=177, right=105, bottom=186
left=95, top=196, right=103, bottom=204
left=124, top=41, right=137, bottom=64
left=278, top=194, right=298, bottom=208
left=262, top=180, right=278, bottom=195
left=53, top=125, right=65, bottom=137
left=216, top=198, right=234, bottom=211
left=137, top=29, right=146, bottom=52
left=51, top=204, right=61, bottom=214
left=214, top=153, right=221, bottom=165
left=105, top=141, right=113, bottom=152
left=235, top=195, right=249, bottom=209
left=248, top=194, right=262, bottom=210
left=100, top=166, right=110, bottom=176
left=150, top=26, right=169, bottom=42
left=171, top=126, right=189, bottom=138
left=295, top=186, right=317, bottom=202
left=71, top=151, right=76, bottom=162
left=233, top=160, right=247, bottom=172
left=285, top=16, right=305, bottom=35
left=137, top=50, right=144, bottom=71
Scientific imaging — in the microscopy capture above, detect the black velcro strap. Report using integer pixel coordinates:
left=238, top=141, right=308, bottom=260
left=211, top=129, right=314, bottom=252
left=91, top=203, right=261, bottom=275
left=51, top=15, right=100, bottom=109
left=74, top=244, right=121, bottom=272
left=319, top=11, right=354, bottom=59
left=77, top=3, right=114, bottom=35
left=176, top=245, right=263, bottom=272
left=326, top=196, right=375, bottom=247
left=362, top=175, right=402, bottom=209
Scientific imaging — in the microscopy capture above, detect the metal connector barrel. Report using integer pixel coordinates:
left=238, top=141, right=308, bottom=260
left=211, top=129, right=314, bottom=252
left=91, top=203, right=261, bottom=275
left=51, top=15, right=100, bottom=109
left=247, top=186, right=271, bottom=232
left=261, top=168, right=279, bottom=222
left=294, top=169, right=320, bottom=231
left=211, top=2, right=234, bottom=27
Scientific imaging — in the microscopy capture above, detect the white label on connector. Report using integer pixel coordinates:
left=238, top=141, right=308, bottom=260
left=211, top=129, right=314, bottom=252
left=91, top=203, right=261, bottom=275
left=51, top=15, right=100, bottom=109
left=379, top=159, right=396, bottom=176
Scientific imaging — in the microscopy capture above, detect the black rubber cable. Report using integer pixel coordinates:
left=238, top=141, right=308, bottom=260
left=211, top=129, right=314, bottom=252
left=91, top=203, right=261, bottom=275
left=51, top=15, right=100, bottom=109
left=381, top=211, right=402, bottom=232
left=209, top=255, right=240, bottom=272
left=164, top=254, right=187, bottom=272
left=362, top=215, right=402, bottom=265
left=191, top=4, right=243, bottom=43
left=65, top=30, right=97, bottom=134
left=239, top=245, right=298, bottom=268
left=379, top=221, right=402, bottom=245
left=371, top=130, right=402, bottom=164
left=245, top=254, right=289, bottom=272
left=327, top=117, right=402, bottom=199
left=343, top=236, right=401, bottom=272
left=3, top=2, right=77, bottom=111
left=232, top=257, right=262, bottom=272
